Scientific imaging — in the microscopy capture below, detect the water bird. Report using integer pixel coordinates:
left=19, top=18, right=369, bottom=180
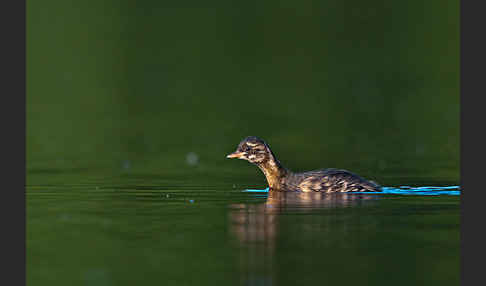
left=226, top=136, right=382, bottom=193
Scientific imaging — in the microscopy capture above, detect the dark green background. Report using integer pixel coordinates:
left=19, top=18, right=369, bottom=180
left=27, top=0, right=459, bottom=185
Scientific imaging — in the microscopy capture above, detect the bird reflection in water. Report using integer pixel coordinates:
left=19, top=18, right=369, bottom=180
left=228, top=191, right=379, bottom=286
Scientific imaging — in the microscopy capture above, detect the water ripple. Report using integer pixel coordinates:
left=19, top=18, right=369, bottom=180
left=243, top=185, right=461, bottom=196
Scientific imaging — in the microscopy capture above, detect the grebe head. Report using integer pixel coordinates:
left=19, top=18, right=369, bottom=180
left=226, top=136, right=273, bottom=165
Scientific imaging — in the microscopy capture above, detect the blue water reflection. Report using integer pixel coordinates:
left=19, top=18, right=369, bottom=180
left=243, top=185, right=461, bottom=196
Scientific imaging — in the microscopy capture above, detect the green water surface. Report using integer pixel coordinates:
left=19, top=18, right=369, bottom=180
left=27, top=171, right=460, bottom=286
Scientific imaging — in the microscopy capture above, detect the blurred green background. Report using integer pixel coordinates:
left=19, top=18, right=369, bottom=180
left=27, top=0, right=459, bottom=185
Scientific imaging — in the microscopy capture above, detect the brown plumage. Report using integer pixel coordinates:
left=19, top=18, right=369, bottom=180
left=227, top=136, right=381, bottom=193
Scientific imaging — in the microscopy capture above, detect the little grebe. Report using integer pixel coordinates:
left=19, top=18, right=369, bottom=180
left=227, top=136, right=382, bottom=193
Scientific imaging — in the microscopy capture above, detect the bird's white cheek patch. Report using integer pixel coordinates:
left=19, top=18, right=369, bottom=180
left=248, top=155, right=256, bottom=160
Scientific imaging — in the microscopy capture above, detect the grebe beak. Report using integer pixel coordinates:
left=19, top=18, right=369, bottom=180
left=226, top=151, right=245, bottom=159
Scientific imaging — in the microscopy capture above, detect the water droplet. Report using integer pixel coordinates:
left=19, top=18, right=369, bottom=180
left=122, top=160, right=131, bottom=170
left=415, top=144, right=426, bottom=155
left=59, top=214, right=71, bottom=221
left=186, top=152, right=199, bottom=166
left=84, top=269, right=111, bottom=286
